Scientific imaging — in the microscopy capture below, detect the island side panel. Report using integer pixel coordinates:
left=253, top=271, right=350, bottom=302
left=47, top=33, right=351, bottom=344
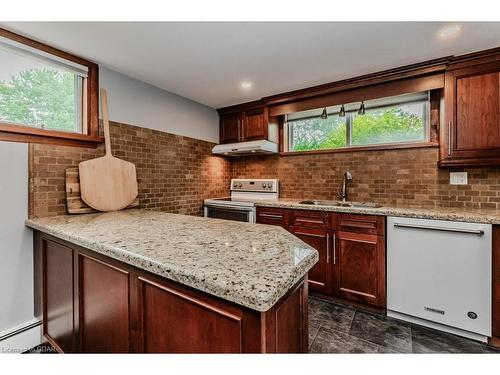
left=33, top=230, right=309, bottom=353
left=260, top=278, right=308, bottom=353
left=40, top=235, right=76, bottom=353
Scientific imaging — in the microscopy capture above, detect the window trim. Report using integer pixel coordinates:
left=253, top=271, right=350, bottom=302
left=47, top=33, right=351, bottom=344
left=0, top=28, right=102, bottom=148
left=283, top=93, right=439, bottom=155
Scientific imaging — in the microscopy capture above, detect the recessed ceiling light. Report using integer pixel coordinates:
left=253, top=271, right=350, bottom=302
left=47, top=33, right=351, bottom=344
left=240, top=81, right=253, bottom=90
left=438, top=24, right=462, bottom=39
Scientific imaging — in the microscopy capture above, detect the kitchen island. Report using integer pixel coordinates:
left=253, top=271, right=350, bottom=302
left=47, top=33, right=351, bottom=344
left=26, top=209, right=318, bottom=353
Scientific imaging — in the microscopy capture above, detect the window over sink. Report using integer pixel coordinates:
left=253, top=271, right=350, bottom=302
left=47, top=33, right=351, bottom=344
left=285, top=92, right=430, bottom=152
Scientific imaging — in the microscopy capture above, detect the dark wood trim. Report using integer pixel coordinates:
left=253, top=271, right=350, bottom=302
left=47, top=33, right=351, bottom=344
left=447, top=46, right=500, bottom=71
left=217, top=100, right=265, bottom=115
left=280, top=141, right=439, bottom=157
left=0, top=28, right=100, bottom=147
left=263, top=57, right=450, bottom=105
left=0, top=123, right=103, bottom=148
left=429, top=89, right=441, bottom=143
left=438, top=157, right=500, bottom=168
left=269, top=74, right=444, bottom=117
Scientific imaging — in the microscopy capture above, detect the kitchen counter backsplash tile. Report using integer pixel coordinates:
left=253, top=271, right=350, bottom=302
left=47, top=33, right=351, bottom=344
left=26, top=209, right=318, bottom=311
left=232, top=148, right=500, bottom=210
left=29, top=121, right=232, bottom=218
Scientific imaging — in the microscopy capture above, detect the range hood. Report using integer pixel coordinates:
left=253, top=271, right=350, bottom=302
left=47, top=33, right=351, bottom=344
left=212, top=140, right=279, bottom=156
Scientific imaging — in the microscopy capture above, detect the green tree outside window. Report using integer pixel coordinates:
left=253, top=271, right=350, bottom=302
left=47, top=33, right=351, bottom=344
left=0, top=68, right=77, bottom=132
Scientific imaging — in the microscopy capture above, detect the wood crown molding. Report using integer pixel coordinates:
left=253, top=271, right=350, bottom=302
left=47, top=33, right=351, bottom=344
left=217, top=99, right=265, bottom=115
left=262, top=57, right=451, bottom=106
left=447, top=46, right=500, bottom=70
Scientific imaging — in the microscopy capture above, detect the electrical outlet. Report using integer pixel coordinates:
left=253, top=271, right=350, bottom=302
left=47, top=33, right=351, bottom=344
left=450, top=172, right=468, bottom=185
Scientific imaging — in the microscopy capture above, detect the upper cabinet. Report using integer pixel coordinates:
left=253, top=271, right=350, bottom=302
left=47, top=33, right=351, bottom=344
left=220, top=112, right=241, bottom=144
left=218, top=103, right=272, bottom=144
left=439, top=50, right=500, bottom=167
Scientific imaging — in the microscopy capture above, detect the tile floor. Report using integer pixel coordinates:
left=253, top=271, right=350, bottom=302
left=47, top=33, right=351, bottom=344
left=308, top=296, right=500, bottom=354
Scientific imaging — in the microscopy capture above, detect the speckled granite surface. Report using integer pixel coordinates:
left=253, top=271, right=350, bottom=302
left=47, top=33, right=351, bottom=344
left=26, top=209, right=318, bottom=312
left=254, top=199, right=500, bottom=224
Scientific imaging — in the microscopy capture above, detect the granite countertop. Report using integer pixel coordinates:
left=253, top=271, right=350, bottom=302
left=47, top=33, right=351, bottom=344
left=254, top=199, right=500, bottom=224
left=26, top=209, right=318, bottom=312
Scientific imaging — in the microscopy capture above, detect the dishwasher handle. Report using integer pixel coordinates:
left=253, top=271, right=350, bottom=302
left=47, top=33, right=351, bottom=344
left=393, top=222, right=484, bottom=236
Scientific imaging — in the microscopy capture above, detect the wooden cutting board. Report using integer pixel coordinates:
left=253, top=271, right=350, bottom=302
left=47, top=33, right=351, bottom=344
left=79, top=88, right=138, bottom=211
left=66, top=167, right=139, bottom=214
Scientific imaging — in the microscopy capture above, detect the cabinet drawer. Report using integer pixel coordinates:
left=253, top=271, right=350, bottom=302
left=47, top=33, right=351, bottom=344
left=256, top=207, right=289, bottom=227
left=291, top=210, right=331, bottom=229
left=336, top=213, right=385, bottom=236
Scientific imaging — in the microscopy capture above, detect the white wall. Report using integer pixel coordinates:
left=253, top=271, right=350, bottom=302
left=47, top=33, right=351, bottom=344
left=0, top=141, right=40, bottom=351
left=99, top=66, right=220, bottom=143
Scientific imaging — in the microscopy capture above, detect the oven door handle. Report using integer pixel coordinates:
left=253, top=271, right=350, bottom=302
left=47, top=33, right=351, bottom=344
left=204, top=204, right=255, bottom=212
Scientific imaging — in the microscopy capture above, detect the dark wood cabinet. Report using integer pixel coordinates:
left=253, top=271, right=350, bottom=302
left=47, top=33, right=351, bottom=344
left=291, top=209, right=331, bottom=229
left=242, top=108, right=268, bottom=141
left=289, top=225, right=332, bottom=295
left=35, top=231, right=308, bottom=353
left=334, top=231, right=386, bottom=308
left=256, top=206, right=289, bottom=228
left=258, top=208, right=386, bottom=309
left=220, top=112, right=241, bottom=144
left=78, top=253, right=131, bottom=353
left=440, top=52, right=500, bottom=167
left=218, top=104, right=269, bottom=144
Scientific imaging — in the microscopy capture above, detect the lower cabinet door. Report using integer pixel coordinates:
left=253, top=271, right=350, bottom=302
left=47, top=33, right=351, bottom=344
left=43, top=239, right=75, bottom=353
left=334, top=231, right=386, bottom=307
left=137, top=276, right=245, bottom=353
left=289, top=226, right=332, bottom=294
left=78, top=253, right=131, bottom=353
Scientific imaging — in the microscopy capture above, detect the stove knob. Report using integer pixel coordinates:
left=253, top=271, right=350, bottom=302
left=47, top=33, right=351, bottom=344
left=262, top=183, right=266, bottom=188
left=238, top=183, right=243, bottom=188
left=267, top=183, right=272, bottom=188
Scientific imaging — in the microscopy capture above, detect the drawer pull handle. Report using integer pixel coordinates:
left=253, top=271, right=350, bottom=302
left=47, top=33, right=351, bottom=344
left=447, top=121, right=452, bottom=157
left=258, top=213, right=283, bottom=220
left=326, top=233, right=330, bottom=263
left=296, top=218, right=324, bottom=224
left=393, top=222, right=484, bottom=236
left=333, top=233, right=336, bottom=265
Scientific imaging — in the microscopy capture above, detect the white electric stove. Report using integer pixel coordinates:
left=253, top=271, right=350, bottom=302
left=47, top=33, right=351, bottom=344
left=203, top=179, right=279, bottom=223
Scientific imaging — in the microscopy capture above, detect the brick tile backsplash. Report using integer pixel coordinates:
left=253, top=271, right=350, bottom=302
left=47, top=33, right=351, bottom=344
left=231, top=148, right=500, bottom=209
left=29, top=121, right=232, bottom=218
left=30, top=123, right=500, bottom=219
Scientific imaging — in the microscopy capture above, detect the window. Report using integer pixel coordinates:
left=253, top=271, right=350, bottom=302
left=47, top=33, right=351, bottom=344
left=287, top=92, right=430, bottom=152
left=0, top=28, right=100, bottom=147
left=0, top=40, right=87, bottom=133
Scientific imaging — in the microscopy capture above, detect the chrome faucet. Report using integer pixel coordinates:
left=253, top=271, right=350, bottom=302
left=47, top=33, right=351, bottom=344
left=338, top=171, right=353, bottom=203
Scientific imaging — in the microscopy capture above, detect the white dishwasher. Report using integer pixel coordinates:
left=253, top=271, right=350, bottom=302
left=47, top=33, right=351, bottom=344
left=387, top=217, right=492, bottom=342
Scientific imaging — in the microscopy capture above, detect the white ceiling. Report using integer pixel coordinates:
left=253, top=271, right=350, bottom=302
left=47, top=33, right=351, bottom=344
left=1, top=22, right=499, bottom=108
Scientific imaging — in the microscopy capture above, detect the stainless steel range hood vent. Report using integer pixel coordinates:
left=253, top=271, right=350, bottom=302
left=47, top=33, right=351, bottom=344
left=212, top=140, right=279, bottom=156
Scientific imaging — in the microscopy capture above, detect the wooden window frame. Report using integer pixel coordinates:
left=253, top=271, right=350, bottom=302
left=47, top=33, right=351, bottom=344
left=280, top=89, right=441, bottom=156
left=0, top=28, right=103, bottom=148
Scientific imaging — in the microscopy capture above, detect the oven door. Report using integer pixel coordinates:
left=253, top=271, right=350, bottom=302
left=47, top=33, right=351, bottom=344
left=203, top=204, right=255, bottom=223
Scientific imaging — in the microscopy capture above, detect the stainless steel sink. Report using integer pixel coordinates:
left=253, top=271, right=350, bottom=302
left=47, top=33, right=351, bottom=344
left=299, top=200, right=382, bottom=208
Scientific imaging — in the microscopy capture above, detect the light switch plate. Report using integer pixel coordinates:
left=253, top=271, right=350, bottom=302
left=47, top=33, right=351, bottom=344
left=450, top=172, right=468, bottom=185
